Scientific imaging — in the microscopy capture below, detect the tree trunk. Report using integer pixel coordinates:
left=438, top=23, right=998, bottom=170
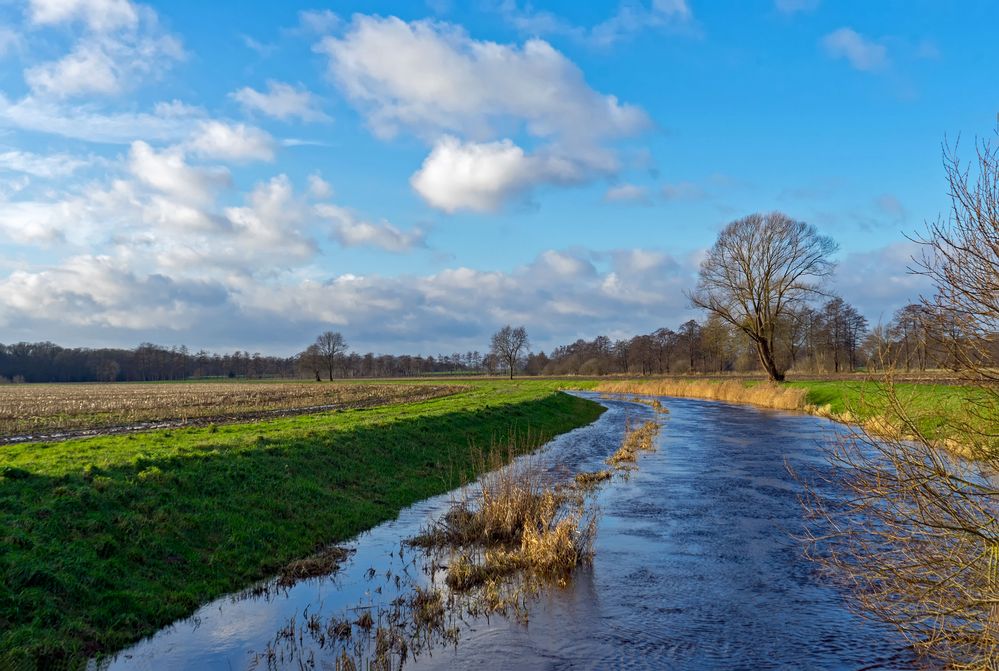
left=755, top=339, right=785, bottom=382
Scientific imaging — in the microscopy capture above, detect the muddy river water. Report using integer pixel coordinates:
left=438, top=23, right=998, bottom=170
left=99, top=392, right=921, bottom=670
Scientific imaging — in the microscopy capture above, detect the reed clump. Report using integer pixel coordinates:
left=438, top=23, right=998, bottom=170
left=574, top=469, right=613, bottom=487
left=408, top=447, right=596, bottom=610
left=630, top=396, right=670, bottom=414
left=607, top=419, right=661, bottom=468
left=277, top=545, right=353, bottom=587
left=597, top=379, right=807, bottom=412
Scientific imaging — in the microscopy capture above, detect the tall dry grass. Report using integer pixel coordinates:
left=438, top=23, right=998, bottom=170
left=607, top=419, right=661, bottom=469
left=409, top=446, right=596, bottom=610
left=596, top=379, right=808, bottom=412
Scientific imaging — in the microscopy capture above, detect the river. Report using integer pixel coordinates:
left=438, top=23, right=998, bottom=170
left=97, top=392, right=921, bottom=670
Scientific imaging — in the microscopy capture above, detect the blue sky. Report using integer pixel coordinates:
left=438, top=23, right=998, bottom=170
left=0, top=0, right=995, bottom=355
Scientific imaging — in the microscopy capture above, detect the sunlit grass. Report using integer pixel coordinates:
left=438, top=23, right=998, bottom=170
left=0, top=380, right=604, bottom=668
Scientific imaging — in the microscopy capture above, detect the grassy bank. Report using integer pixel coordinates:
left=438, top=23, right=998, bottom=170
left=0, top=380, right=604, bottom=668
left=593, top=377, right=986, bottom=443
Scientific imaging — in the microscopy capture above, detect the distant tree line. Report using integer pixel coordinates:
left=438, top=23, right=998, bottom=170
left=3, top=303, right=991, bottom=384
left=0, top=342, right=301, bottom=383
left=0, top=340, right=500, bottom=383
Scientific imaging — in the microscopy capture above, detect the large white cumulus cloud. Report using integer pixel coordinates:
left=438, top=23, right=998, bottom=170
left=318, top=15, right=649, bottom=212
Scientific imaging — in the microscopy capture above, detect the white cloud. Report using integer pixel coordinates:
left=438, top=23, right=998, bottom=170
left=307, top=174, right=332, bottom=199
left=186, top=121, right=276, bottom=163
left=128, top=140, right=230, bottom=206
left=318, top=15, right=648, bottom=143
left=0, top=94, right=205, bottom=144
left=0, top=199, right=76, bottom=244
left=317, top=204, right=426, bottom=252
left=410, top=137, right=533, bottom=213
left=822, top=27, right=888, bottom=72
left=318, top=16, right=647, bottom=213
left=410, top=136, right=597, bottom=213
left=591, top=0, right=693, bottom=47
left=222, top=175, right=316, bottom=265
left=27, top=0, right=139, bottom=32
left=0, top=254, right=229, bottom=330
left=25, top=41, right=121, bottom=97
left=232, top=246, right=697, bottom=351
left=297, top=9, right=340, bottom=34
left=0, top=149, right=93, bottom=177
left=240, top=35, right=276, bottom=57
left=833, top=242, right=930, bottom=322
left=496, top=1, right=694, bottom=47
left=604, top=183, right=649, bottom=204
left=23, top=0, right=184, bottom=99
left=231, top=81, right=330, bottom=122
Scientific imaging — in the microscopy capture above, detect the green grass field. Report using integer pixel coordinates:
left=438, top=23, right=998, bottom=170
left=0, top=380, right=603, bottom=668
left=1, top=374, right=984, bottom=668
left=788, top=379, right=989, bottom=440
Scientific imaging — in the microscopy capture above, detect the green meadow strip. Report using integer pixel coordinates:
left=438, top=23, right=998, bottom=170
left=0, top=380, right=604, bottom=668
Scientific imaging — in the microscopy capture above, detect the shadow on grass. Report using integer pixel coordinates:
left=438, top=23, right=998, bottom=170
left=0, top=391, right=604, bottom=669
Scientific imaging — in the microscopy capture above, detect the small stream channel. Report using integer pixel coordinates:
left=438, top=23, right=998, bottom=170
left=95, top=392, right=922, bottom=670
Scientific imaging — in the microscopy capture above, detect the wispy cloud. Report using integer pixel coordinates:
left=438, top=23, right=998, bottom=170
left=822, top=27, right=889, bottom=72
left=231, top=81, right=330, bottom=123
left=604, top=183, right=650, bottom=204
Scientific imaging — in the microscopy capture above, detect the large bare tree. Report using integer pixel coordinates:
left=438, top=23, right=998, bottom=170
left=314, top=331, right=348, bottom=381
left=804, top=138, right=999, bottom=668
left=689, top=212, right=837, bottom=382
left=490, top=325, right=530, bottom=379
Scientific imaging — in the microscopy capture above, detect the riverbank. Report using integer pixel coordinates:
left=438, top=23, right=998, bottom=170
left=592, top=377, right=985, bottom=446
left=0, top=381, right=604, bottom=668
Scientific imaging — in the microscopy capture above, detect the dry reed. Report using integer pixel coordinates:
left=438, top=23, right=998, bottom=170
left=574, top=469, right=613, bottom=487
left=276, top=546, right=353, bottom=588
left=409, top=447, right=596, bottom=611
left=607, top=419, right=661, bottom=468
left=597, top=379, right=807, bottom=412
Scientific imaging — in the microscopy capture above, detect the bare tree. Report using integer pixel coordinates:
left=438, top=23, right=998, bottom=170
left=804, top=138, right=999, bottom=668
left=652, top=327, right=678, bottom=374
left=918, top=138, right=999, bottom=382
left=490, top=325, right=530, bottom=379
left=314, top=331, right=348, bottom=381
left=689, top=212, right=837, bottom=382
left=298, top=344, right=323, bottom=381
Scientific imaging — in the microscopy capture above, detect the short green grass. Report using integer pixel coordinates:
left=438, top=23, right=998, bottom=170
left=788, top=380, right=989, bottom=439
left=0, top=380, right=603, bottom=668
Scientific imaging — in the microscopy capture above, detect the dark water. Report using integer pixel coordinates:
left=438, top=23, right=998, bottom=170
left=99, top=393, right=920, bottom=670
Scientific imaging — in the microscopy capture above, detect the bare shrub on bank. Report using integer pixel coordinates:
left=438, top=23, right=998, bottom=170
left=804, top=137, right=999, bottom=669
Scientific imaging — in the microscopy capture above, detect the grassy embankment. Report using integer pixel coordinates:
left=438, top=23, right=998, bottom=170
left=593, top=377, right=988, bottom=444
left=0, top=380, right=604, bottom=668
